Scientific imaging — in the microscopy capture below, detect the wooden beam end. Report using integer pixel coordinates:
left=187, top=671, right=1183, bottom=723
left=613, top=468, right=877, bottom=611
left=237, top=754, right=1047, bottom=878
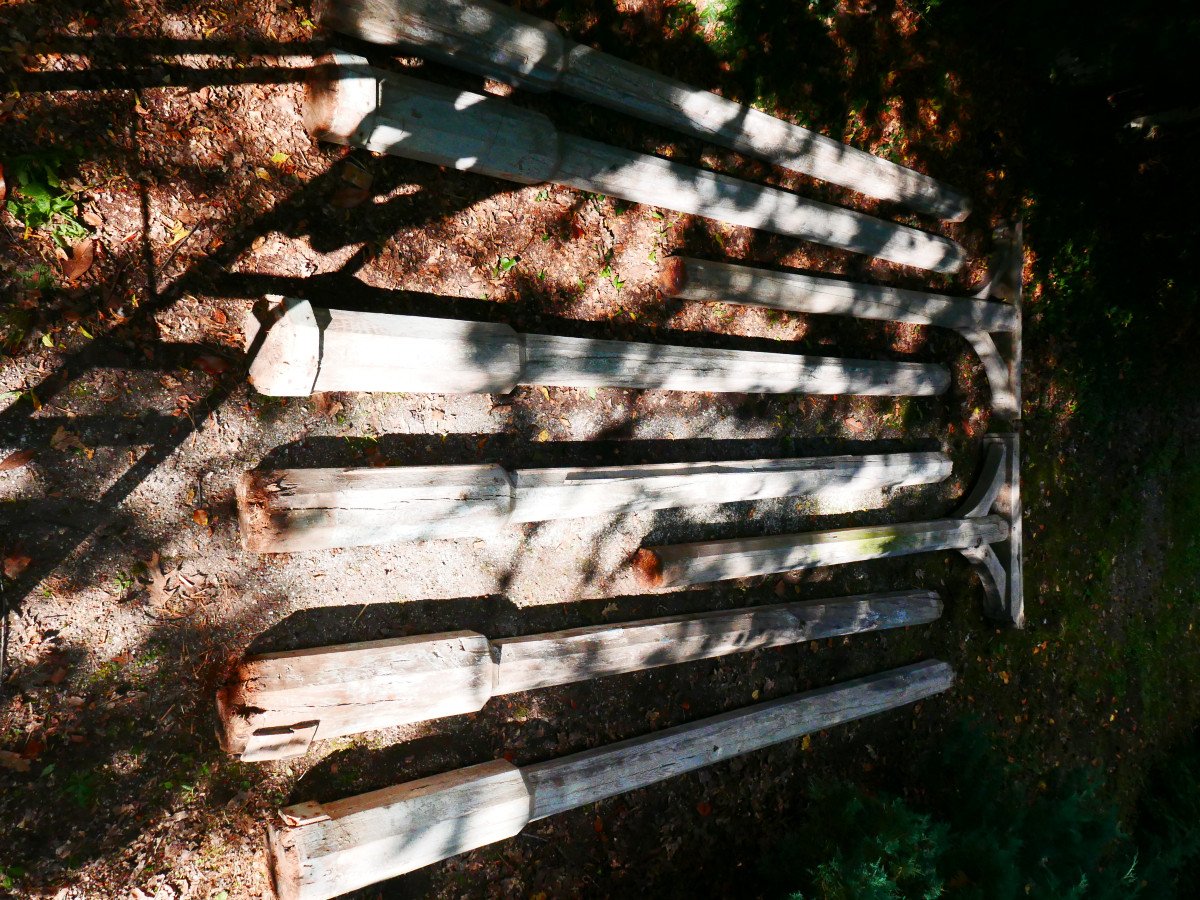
left=657, top=256, right=688, bottom=296
left=630, top=548, right=664, bottom=588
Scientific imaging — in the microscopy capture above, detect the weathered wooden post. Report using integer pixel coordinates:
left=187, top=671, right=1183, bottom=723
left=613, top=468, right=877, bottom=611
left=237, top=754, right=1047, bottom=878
left=247, top=298, right=951, bottom=399
left=632, top=434, right=1024, bottom=626
left=660, top=222, right=1025, bottom=418
left=266, top=659, right=954, bottom=899
left=318, top=0, right=970, bottom=221
left=237, top=451, right=951, bottom=552
left=305, top=52, right=966, bottom=272
left=219, top=589, right=942, bottom=761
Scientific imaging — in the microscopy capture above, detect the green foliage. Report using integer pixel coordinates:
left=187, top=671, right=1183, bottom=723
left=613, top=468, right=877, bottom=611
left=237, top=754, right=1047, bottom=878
left=761, top=781, right=945, bottom=899
left=1135, top=736, right=1200, bottom=895
left=5, top=150, right=88, bottom=246
left=762, top=724, right=1140, bottom=899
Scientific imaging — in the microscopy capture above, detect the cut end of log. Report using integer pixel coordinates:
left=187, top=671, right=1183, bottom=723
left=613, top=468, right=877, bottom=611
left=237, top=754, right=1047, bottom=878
left=304, top=51, right=378, bottom=144
left=630, top=548, right=664, bottom=588
left=237, top=471, right=289, bottom=554
left=657, top=257, right=688, bottom=296
left=266, top=822, right=304, bottom=900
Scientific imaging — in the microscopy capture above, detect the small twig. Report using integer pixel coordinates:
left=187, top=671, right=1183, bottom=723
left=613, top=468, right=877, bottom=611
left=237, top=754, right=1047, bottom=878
left=155, top=218, right=206, bottom=293
left=0, top=580, right=9, bottom=703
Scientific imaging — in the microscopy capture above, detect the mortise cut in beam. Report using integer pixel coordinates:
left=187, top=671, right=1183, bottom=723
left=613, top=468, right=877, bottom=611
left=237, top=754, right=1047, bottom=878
left=247, top=299, right=950, bottom=399
left=304, top=52, right=966, bottom=272
left=237, top=451, right=952, bottom=553
left=321, top=0, right=969, bottom=220
left=267, top=660, right=955, bottom=899
left=219, top=589, right=943, bottom=759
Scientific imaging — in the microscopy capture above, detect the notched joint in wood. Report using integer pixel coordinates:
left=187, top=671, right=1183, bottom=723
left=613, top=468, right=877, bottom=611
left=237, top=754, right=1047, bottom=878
left=279, top=800, right=331, bottom=827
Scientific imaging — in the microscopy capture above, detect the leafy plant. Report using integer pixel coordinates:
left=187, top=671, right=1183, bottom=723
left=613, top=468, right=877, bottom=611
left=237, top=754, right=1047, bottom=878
left=490, top=254, right=519, bottom=278
left=760, top=781, right=945, bottom=899
left=761, top=723, right=1141, bottom=899
left=4, top=151, right=88, bottom=246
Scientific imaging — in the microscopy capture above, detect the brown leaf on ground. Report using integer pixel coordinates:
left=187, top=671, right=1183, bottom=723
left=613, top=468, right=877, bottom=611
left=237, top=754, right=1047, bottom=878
left=3, top=551, right=31, bottom=579
left=311, top=393, right=344, bottom=417
left=195, top=354, right=231, bottom=375
left=330, top=184, right=370, bottom=209
left=0, top=751, right=31, bottom=773
left=21, top=736, right=45, bottom=759
left=49, top=666, right=68, bottom=685
left=50, top=426, right=84, bottom=452
left=0, top=449, right=35, bottom=471
left=193, top=509, right=210, bottom=527
left=61, top=239, right=95, bottom=281
left=81, top=209, right=104, bottom=229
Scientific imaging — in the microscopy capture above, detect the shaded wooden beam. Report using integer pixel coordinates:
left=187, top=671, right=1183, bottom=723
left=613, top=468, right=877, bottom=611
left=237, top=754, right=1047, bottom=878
left=633, top=433, right=1024, bottom=627
left=247, top=298, right=951, bottom=398
left=219, top=589, right=943, bottom=759
left=305, top=52, right=966, bottom=272
left=659, top=221, right=1024, bottom=419
left=237, top=451, right=951, bottom=552
left=266, top=660, right=955, bottom=899
left=320, top=0, right=970, bottom=220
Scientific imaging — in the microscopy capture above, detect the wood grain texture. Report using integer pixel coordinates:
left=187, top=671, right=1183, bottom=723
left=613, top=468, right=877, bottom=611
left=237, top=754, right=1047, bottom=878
left=509, top=452, right=950, bottom=522
left=268, top=759, right=532, bottom=900
left=662, top=257, right=1017, bottom=332
left=520, top=332, right=950, bottom=396
left=249, top=303, right=951, bottom=399
left=554, top=135, right=964, bottom=273
left=236, top=464, right=515, bottom=552
left=954, top=440, right=1007, bottom=519
left=219, top=591, right=942, bottom=759
left=319, top=0, right=569, bottom=91
left=268, top=661, right=953, bottom=897
left=303, top=56, right=967, bottom=271
left=219, top=632, right=494, bottom=757
left=238, top=452, right=951, bottom=553
left=492, top=590, right=943, bottom=694
left=312, top=308, right=525, bottom=394
left=321, top=0, right=969, bottom=219
left=641, top=516, right=1010, bottom=588
left=525, top=660, right=954, bottom=819
left=247, top=298, right=321, bottom=396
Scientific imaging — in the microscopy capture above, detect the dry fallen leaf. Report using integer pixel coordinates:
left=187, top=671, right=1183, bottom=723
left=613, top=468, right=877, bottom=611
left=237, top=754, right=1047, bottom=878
left=50, top=426, right=84, bottom=452
left=192, top=509, right=210, bottom=527
left=49, top=666, right=68, bottom=685
left=537, top=429, right=550, bottom=442
left=330, top=185, right=370, bottom=209
left=211, top=308, right=228, bottom=325
left=81, top=209, right=104, bottom=229
left=195, top=353, right=231, bottom=375
left=0, top=449, right=35, bottom=472
left=3, top=551, right=31, bottom=579
left=61, top=239, right=95, bottom=281
left=0, top=751, right=31, bottom=773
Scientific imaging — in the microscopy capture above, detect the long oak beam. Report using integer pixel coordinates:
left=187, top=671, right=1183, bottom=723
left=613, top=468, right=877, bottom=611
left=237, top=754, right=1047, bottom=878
left=267, top=660, right=955, bottom=899
left=305, top=52, right=966, bottom=273
left=219, top=589, right=942, bottom=760
left=320, top=0, right=969, bottom=220
left=237, top=451, right=951, bottom=553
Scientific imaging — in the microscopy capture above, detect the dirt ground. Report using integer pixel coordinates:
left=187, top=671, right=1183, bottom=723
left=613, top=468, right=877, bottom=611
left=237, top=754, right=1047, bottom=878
left=3, top=0, right=1198, bottom=898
